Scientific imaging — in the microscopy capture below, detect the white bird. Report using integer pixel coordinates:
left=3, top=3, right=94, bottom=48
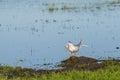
left=65, top=40, right=87, bottom=56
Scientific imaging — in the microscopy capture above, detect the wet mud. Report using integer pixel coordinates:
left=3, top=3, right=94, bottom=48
left=59, top=56, right=120, bottom=70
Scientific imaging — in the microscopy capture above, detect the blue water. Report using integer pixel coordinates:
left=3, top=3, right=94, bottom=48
left=0, top=0, right=120, bottom=69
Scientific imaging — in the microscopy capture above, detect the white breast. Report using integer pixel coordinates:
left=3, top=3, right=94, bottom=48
left=66, top=43, right=79, bottom=53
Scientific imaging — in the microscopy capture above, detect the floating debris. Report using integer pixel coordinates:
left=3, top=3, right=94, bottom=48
left=19, top=60, right=24, bottom=62
left=58, top=32, right=64, bottom=35
left=48, top=6, right=58, bottom=12
left=45, top=20, right=49, bottom=23
left=35, top=19, right=38, bottom=23
left=43, top=63, right=53, bottom=66
left=116, top=47, right=120, bottom=49
left=30, top=48, right=32, bottom=56
left=53, top=20, right=56, bottom=22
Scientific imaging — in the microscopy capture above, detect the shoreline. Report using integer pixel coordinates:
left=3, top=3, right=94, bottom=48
left=0, top=56, right=120, bottom=78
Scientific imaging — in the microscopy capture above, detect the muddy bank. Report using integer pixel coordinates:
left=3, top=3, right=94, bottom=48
left=60, top=56, right=102, bottom=70
left=0, top=56, right=120, bottom=78
left=59, top=56, right=120, bottom=70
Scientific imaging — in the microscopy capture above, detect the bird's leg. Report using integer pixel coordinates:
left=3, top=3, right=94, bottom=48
left=74, top=53, right=77, bottom=56
left=71, top=53, right=76, bottom=56
left=71, top=53, right=74, bottom=56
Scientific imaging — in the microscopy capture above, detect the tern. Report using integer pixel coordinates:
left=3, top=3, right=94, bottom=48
left=65, top=40, right=87, bottom=56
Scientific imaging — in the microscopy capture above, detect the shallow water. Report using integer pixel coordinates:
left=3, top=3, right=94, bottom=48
left=0, top=0, right=120, bottom=69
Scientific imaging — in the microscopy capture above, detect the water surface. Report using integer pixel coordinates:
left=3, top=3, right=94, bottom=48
left=0, top=0, right=120, bottom=69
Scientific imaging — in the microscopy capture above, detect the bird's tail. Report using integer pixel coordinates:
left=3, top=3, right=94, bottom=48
left=77, top=39, right=88, bottom=48
left=77, top=40, right=82, bottom=47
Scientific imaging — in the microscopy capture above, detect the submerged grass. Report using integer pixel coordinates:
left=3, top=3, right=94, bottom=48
left=47, top=1, right=120, bottom=13
left=0, top=65, right=120, bottom=80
